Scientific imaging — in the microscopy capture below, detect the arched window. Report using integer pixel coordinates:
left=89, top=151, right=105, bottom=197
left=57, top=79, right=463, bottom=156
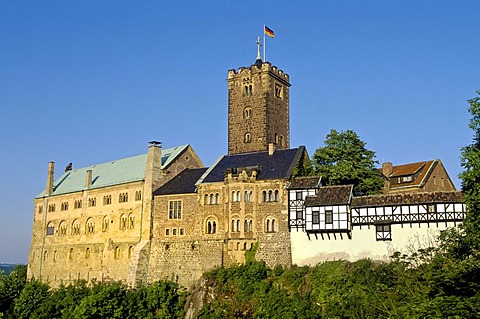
left=46, top=222, right=54, bottom=236
left=61, top=202, right=69, bottom=211
left=244, top=219, right=248, bottom=232
left=249, top=220, right=253, bottom=232
left=206, top=218, right=217, bottom=234
left=85, top=248, right=90, bottom=259
left=262, top=191, right=267, bottom=202
left=43, top=251, right=48, bottom=261
left=274, top=190, right=279, bottom=202
left=102, top=216, right=109, bottom=232
left=280, top=136, right=284, bottom=147
left=243, top=242, right=247, bottom=250
left=114, top=246, right=120, bottom=259
left=243, top=107, right=252, bottom=119
left=72, top=219, right=81, bottom=235
left=275, top=133, right=279, bottom=144
left=128, top=246, right=133, bottom=259
left=268, top=190, right=274, bottom=202
left=86, top=218, right=95, bottom=234
left=53, top=250, right=58, bottom=262
left=232, top=191, right=237, bottom=202
left=265, top=217, right=277, bottom=233
left=120, top=214, right=127, bottom=230
left=128, top=213, right=134, bottom=229
left=69, top=248, right=74, bottom=260
left=236, top=219, right=240, bottom=232
left=215, top=193, right=219, bottom=204
left=231, top=219, right=235, bottom=232
left=244, top=133, right=252, bottom=143
left=59, top=221, right=67, bottom=236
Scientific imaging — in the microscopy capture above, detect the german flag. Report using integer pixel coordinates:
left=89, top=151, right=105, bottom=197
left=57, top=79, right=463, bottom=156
left=264, top=25, right=274, bottom=38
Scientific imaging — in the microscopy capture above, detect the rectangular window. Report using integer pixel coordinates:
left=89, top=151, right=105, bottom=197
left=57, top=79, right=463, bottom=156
left=165, top=228, right=170, bottom=236
left=312, top=210, right=320, bottom=224
left=376, top=224, right=392, bottom=241
left=38, top=206, right=43, bottom=214
left=180, top=228, right=184, bottom=235
left=325, top=210, right=333, bottom=224
left=296, top=191, right=302, bottom=200
left=172, top=228, right=177, bottom=236
left=168, top=200, right=182, bottom=219
left=427, top=204, right=436, bottom=213
left=296, top=208, right=303, bottom=220
left=400, top=176, right=413, bottom=183
left=46, top=225, right=54, bottom=236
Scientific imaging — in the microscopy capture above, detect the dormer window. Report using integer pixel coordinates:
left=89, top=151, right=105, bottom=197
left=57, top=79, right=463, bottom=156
left=399, top=175, right=413, bottom=183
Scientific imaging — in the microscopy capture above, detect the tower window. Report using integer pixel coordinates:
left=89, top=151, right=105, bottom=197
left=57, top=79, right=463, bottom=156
left=244, top=84, right=252, bottom=96
left=244, top=133, right=252, bottom=143
left=275, top=83, right=283, bottom=98
left=243, top=107, right=252, bottom=119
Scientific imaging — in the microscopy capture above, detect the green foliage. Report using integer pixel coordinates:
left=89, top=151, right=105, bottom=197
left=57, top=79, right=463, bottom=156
left=2, top=278, right=185, bottom=319
left=312, top=129, right=384, bottom=195
left=459, top=90, right=480, bottom=251
left=0, top=265, right=26, bottom=317
left=13, top=281, right=50, bottom=319
left=291, top=149, right=314, bottom=178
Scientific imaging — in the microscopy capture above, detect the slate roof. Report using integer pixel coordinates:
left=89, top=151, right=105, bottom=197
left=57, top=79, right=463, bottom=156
left=287, top=176, right=322, bottom=189
left=351, top=191, right=464, bottom=207
left=304, top=185, right=353, bottom=206
left=200, top=147, right=305, bottom=183
left=154, top=168, right=208, bottom=195
left=36, top=145, right=189, bottom=198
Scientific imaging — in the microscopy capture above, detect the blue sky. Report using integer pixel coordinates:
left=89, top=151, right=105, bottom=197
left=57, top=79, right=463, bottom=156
left=1, top=1, right=479, bottom=264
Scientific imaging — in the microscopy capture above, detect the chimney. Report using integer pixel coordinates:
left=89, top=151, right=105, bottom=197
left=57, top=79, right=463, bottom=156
left=268, top=143, right=276, bottom=156
left=45, top=161, right=55, bottom=196
left=84, top=169, right=93, bottom=188
left=145, top=141, right=163, bottom=191
left=382, top=162, right=393, bottom=177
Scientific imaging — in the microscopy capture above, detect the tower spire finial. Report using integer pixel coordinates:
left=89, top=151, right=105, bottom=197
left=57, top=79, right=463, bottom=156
left=256, top=37, right=262, bottom=61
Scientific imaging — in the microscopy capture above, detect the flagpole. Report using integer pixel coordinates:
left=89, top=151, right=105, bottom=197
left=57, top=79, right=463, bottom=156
left=263, top=24, right=266, bottom=61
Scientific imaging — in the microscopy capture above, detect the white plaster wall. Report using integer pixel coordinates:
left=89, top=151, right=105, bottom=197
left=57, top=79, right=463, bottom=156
left=290, top=221, right=458, bottom=266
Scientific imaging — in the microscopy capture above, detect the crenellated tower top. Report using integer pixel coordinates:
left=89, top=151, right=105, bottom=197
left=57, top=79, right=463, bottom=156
left=227, top=59, right=291, bottom=155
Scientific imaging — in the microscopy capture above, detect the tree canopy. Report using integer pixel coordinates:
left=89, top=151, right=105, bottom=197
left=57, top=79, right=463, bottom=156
left=459, top=90, right=480, bottom=251
left=312, top=129, right=384, bottom=195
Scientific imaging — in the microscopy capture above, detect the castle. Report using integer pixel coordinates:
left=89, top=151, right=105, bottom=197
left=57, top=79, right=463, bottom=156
left=27, top=56, right=465, bottom=288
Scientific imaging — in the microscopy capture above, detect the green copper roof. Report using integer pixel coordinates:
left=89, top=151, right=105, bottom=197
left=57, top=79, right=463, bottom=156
left=36, top=145, right=188, bottom=198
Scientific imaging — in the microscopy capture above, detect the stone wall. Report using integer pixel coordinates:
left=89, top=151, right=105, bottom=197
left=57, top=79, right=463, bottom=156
left=227, top=62, right=290, bottom=155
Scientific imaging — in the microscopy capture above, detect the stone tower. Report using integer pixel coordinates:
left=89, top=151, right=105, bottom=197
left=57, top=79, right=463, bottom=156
left=227, top=59, right=291, bottom=155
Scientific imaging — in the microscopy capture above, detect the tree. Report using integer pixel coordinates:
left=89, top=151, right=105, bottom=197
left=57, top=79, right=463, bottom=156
left=459, top=90, right=480, bottom=250
left=312, top=129, right=384, bottom=195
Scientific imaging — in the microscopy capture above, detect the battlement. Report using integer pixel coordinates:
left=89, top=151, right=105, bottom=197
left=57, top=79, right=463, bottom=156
left=227, top=61, right=289, bottom=82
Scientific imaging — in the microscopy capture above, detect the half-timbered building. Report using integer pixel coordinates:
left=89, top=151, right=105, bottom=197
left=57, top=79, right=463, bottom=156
left=289, top=179, right=465, bottom=265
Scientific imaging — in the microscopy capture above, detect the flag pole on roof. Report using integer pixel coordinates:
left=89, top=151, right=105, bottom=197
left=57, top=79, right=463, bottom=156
left=263, top=25, right=274, bottom=61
